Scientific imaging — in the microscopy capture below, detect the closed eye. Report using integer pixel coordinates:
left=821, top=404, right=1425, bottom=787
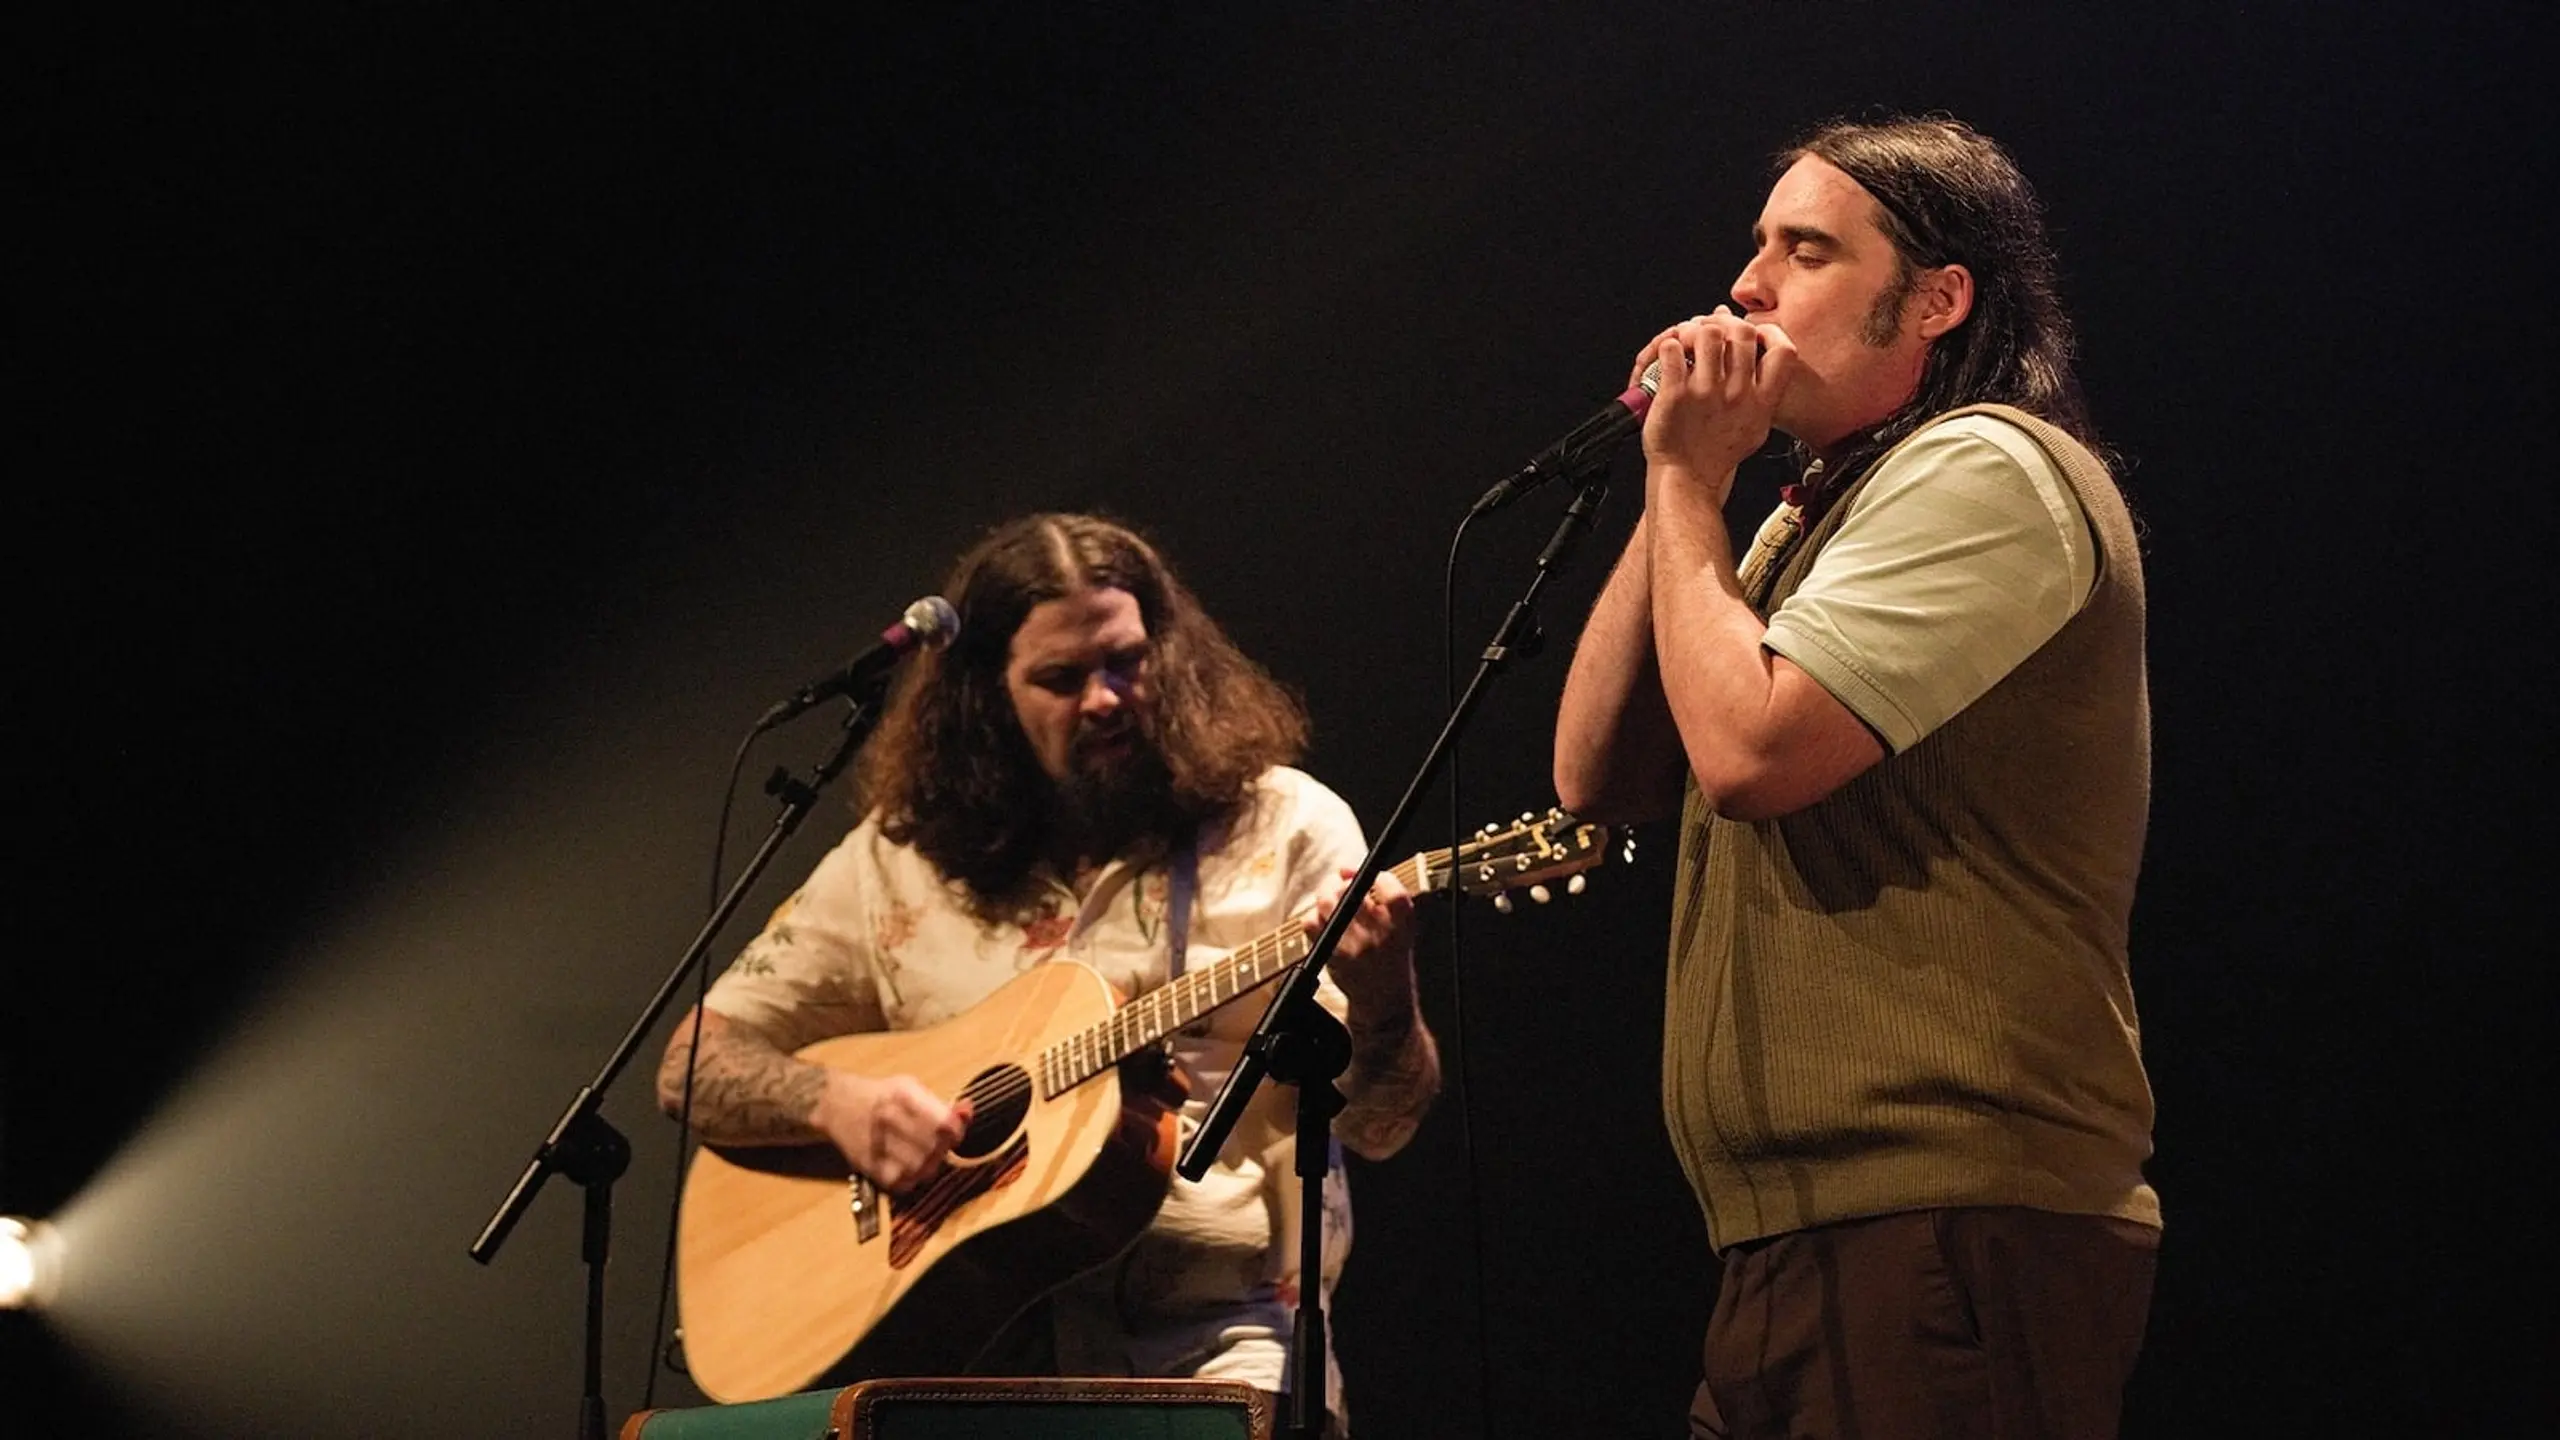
left=1761, top=222, right=1840, bottom=267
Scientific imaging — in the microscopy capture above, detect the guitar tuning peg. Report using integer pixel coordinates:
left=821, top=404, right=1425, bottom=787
left=1529, top=884, right=1552, bottom=904
left=1492, top=893, right=1515, bottom=914
left=1567, top=874, right=1586, bottom=895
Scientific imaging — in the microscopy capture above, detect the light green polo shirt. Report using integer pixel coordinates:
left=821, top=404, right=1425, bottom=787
left=1759, top=413, right=2097, bottom=753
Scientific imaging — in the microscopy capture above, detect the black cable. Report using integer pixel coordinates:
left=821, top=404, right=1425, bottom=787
left=639, top=724, right=763, bottom=1408
left=1440, top=505, right=1504, bottom=1440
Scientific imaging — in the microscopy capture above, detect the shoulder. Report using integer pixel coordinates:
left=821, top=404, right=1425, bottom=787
left=1884, top=410, right=2065, bottom=491
left=1221, top=766, right=1361, bottom=846
left=1257, top=764, right=1349, bottom=812
left=1896, top=408, right=2112, bottom=511
left=1848, top=410, right=2090, bottom=562
left=808, top=809, right=959, bottom=904
left=1197, top=767, right=1366, bottom=884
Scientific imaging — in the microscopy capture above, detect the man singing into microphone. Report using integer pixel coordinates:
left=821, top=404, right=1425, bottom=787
left=659, top=512, right=1438, bottom=1436
left=1554, top=116, right=2159, bottom=1439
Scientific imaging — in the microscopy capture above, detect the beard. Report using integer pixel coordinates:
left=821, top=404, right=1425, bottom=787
left=1047, top=718, right=1180, bottom=862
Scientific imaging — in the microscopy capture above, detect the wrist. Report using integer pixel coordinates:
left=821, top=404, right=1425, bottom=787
left=806, top=1066, right=869, bottom=1133
left=1346, top=992, right=1420, bottom=1051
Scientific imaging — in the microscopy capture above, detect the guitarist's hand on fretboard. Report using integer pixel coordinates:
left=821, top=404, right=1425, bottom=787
left=811, top=1070, right=975, bottom=1193
left=1307, top=865, right=1420, bottom=1019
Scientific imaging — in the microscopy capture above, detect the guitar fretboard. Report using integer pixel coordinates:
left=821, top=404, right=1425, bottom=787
left=1036, top=852, right=1435, bottom=1099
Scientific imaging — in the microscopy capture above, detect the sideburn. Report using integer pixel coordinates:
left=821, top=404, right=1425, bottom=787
left=1860, top=254, right=1921, bottom=347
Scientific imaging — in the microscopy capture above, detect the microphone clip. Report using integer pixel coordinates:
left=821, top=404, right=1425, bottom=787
left=1470, top=361, right=1661, bottom=517
left=752, top=595, right=960, bottom=733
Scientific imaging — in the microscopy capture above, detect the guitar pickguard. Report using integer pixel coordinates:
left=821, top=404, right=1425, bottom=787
left=886, top=1134, right=1030, bottom=1269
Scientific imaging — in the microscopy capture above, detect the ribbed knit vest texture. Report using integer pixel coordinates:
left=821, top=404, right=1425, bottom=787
left=1662, top=403, right=2161, bottom=1252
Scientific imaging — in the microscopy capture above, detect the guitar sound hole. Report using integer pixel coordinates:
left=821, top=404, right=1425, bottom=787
left=951, top=1064, right=1032, bottom=1159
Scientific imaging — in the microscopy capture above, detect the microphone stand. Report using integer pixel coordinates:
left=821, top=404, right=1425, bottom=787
left=1179, top=466, right=1618, bottom=1440
left=469, top=692, right=887, bottom=1440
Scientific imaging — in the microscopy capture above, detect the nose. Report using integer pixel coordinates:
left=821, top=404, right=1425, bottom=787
left=1730, top=254, right=1775, bottom=315
left=1080, top=672, right=1125, bottom=718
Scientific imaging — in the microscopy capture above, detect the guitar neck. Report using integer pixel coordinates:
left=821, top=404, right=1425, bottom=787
left=1037, top=852, right=1433, bottom=1097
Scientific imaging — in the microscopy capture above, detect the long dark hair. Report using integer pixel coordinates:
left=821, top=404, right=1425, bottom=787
left=1784, top=115, right=2106, bottom=491
left=854, top=512, right=1309, bottom=910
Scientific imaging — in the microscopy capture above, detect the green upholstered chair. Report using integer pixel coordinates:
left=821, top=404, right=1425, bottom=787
left=621, top=1385, right=845, bottom=1439
left=624, top=1377, right=1274, bottom=1439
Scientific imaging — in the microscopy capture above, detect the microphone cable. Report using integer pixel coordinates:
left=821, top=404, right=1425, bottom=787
left=1439, top=502, right=1505, bottom=1440
left=640, top=718, right=779, bottom=1408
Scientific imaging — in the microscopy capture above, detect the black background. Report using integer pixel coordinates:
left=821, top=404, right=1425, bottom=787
left=7, top=5, right=2548, bottom=1436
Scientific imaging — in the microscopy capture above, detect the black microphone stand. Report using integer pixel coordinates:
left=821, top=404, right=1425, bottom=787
left=469, top=692, right=887, bottom=1440
left=1179, top=466, right=1618, bottom=1440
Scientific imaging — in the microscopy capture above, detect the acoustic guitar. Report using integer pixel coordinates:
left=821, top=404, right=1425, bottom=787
left=674, top=807, right=1616, bottom=1403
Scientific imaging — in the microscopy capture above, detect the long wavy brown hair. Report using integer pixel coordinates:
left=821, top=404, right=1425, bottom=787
left=854, top=512, right=1309, bottom=912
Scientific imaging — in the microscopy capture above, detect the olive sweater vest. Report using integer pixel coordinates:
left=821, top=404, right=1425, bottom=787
left=1662, top=403, right=2161, bottom=1252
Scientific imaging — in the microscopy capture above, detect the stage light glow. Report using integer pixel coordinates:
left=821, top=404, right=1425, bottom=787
left=1, top=1216, right=65, bottom=1310
left=14, top=658, right=775, bottom=1436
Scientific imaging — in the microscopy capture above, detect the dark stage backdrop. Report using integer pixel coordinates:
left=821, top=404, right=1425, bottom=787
left=9, top=5, right=2546, bottom=1437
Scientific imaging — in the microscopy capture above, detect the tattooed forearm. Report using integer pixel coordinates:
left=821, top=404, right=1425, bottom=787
left=1335, top=1010, right=1441, bottom=1161
left=657, top=1011, right=830, bottom=1145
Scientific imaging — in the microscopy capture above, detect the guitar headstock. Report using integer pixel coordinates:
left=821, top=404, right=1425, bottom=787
left=1421, top=807, right=1623, bottom=908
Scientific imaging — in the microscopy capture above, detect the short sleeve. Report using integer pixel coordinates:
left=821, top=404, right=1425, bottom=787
left=700, top=824, right=892, bottom=1053
left=1761, top=413, right=2096, bottom=752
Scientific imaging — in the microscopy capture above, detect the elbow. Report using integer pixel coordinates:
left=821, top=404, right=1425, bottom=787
left=1552, top=718, right=1599, bottom=817
left=1696, top=783, right=1791, bottom=824
left=1554, top=769, right=1640, bottom=828
left=1553, top=749, right=1672, bottom=826
left=1341, top=1123, right=1418, bottom=1165
left=655, top=1009, right=710, bottom=1121
left=1683, top=748, right=1796, bottom=825
left=1679, top=668, right=1887, bottom=821
left=1552, top=758, right=1608, bottom=824
left=1337, top=1073, right=1439, bottom=1163
left=1552, top=702, right=1625, bottom=822
left=1686, top=752, right=1850, bottom=824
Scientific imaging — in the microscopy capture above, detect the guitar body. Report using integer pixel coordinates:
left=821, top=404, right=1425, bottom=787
left=676, top=961, right=1185, bottom=1403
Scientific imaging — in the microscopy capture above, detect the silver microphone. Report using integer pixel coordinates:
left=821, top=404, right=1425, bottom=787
left=754, top=595, right=960, bottom=730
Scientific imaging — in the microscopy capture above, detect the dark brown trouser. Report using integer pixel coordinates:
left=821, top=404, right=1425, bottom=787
left=1689, top=1207, right=2158, bottom=1440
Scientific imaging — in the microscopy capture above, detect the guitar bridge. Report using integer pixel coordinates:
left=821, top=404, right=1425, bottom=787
left=848, top=1174, right=882, bottom=1243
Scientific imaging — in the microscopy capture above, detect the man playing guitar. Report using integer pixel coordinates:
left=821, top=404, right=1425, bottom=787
left=656, top=511, right=1440, bottom=1437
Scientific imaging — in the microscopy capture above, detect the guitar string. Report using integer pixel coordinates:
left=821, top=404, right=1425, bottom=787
left=921, top=831, right=1582, bottom=1172
left=974, top=831, right=1579, bottom=1109
left=1033, top=853, right=1443, bottom=1093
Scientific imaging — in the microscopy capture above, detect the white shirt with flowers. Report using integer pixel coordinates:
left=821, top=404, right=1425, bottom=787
left=701, top=764, right=1369, bottom=1420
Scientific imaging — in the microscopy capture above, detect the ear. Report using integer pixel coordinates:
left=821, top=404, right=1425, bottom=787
left=1913, top=263, right=1974, bottom=339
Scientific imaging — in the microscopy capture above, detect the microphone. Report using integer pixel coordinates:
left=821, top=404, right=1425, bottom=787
left=754, top=595, right=960, bottom=731
left=1470, top=359, right=1663, bottom=516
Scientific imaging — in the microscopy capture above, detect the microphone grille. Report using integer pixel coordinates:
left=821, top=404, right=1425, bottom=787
left=1638, top=358, right=1664, bottom=395
left=904, top=595, right=961, bottom=648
